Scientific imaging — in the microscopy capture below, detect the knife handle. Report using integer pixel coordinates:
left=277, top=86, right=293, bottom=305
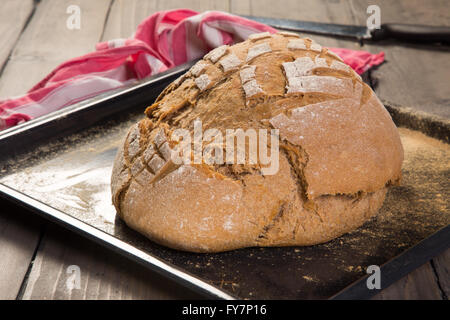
left=371, top=24, right=450, bottom=44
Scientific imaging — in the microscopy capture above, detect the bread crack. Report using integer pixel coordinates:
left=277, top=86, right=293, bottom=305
left=113, top=167, right=132, bottom=216
left=214, top=164, right=263, bottom=185
left=292, top=216, right=306, bottom=240
left=256, top=201, right=287, bottom=241
left=279, top=141, right=309, bottom=202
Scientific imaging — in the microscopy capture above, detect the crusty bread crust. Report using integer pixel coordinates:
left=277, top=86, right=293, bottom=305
left=111, top=33, right=403, bottom=253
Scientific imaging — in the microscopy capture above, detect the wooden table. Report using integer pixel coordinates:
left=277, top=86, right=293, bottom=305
left=0, top=0, right=448, bottom=300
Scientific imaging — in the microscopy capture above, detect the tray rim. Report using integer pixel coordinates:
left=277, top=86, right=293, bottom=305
left=0, top=183, right=236, bottom=300
left=0, top=63, right=448, bottom=300
left=331, top=224, right=450, bottom=299
left=1, top=181, right=448, bottom=300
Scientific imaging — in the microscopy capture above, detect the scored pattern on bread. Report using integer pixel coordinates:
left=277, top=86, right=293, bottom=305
left=242, top=79, right=264, bottom=98
left=282, top=56, right=351, bottom=79
left=204, top=45, right=228, bottom=63
left=219, top=53, right=242, bottom=72
left=240, top=65, right=264, bottom=98
left=150, top=32, right=363, bottom=121
left=326, top=49, right=344, bottom=62
left=194, top=74, right=211, bottom=91
left=310, top=42, right=322, bottom=52
left=142, top=32, right=371, bottom=184
left=190, top=60, right=208, bottom=77
left=330, top=60, right=351, bottom=72
left=239, top=65, right=256, bottom=83
left=248, top=32, right=272, bottom=41
left=287, top=39, right=307, bottom=50
left=246, top=42, right=272, bottom=62
left=144, top=128, right=178, bottom=179
left=277, top=31, right=301, bottom=38
left=143, top=32, right=369, bottom=171
left=119, top=125, right=180, bottom=195
left=126, top=124, right=141, bottom=161
left=286, top=75, right=353, bottom=95
left=111, top=32, right=404, bottom=252
left=303, top=38, right=322, bottom=52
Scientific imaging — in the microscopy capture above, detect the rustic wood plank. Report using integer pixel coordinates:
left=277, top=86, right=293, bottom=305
left=101, top=0, right=230, bottom=41
left=21, top=225, right=202, bottom=300
left=11, top=0, right=449, bottom=300
left=372, top=261, right=443, bottom=300
left=0, top=0, right=41, bottom=301
left=348, top=0, right=450, bottom=26
left=0, top=0, right=112, bottom=98
left=348, top=0, right=450, bottom=119
left=101, top=0, right=158, bottom=40
left=0, top=200, right=42, bottom=300
left=154, top=0, right=229, bottom=12
left=0, top=0, right=35, bottom=72
left=0, top=0, right=113, bottom=301
left=432, top=248, right=450, bottom=298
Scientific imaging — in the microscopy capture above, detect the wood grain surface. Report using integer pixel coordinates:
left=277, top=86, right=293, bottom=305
left=0, top=0, right=448, bottom=300
left=349, top=0, right=450, bottom=119
left=0, top=0, right=112, bottom=97
left=0, top=0, right=35, bottom=72
left=0, top=201, right=42, bottom=300
left=20, top=225, right=202, bottom=300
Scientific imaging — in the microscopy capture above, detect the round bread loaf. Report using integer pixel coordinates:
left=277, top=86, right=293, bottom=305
left=111, top=32, right=404, bottom=253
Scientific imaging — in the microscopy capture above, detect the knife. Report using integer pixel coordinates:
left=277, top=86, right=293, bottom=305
left=242, top=15, right=450, bottom=44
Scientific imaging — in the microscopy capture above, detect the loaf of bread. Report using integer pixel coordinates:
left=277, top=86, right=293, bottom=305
left=111, top=32, right=404, bottom=253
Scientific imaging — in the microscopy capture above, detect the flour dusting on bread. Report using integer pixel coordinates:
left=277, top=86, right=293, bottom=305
left=111, top=32, right=404, bottom=253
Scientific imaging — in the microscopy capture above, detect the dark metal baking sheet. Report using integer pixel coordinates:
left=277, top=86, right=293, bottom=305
left=0, top=62, right=448, bottom=300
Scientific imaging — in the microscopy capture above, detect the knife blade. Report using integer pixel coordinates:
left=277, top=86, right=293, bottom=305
left=242, top=15, right=450, bottom=44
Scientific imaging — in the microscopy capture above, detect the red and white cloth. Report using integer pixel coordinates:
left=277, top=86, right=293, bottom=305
left=0, top=9, right=384, bottom=131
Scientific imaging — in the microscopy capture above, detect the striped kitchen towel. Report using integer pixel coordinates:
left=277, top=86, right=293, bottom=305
left=0, top=9, right=384, bottom=131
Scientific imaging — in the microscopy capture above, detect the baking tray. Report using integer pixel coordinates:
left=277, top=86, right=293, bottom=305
left=0, top=62, right=448, bottom=300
